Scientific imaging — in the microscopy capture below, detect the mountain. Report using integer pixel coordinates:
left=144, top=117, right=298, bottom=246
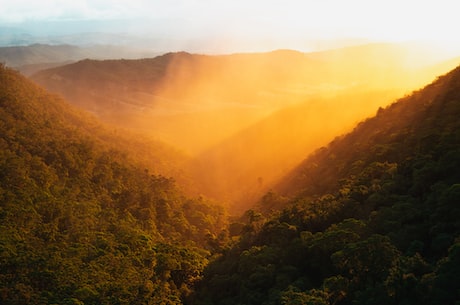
left=29, top=50, right=318, bottom=153
left=0, top=44, right=86, bottom=67
left=0, top=64, right=228, bottom=304
left=0, top=43, right=157, bottom=75
left=30, top=44, right=455, bottom=154
left=3, top=42, right=460, bottom=304
left=193, top=65, right=460, bottom=304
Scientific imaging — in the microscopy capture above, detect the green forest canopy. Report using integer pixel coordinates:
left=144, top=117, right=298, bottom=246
left=0, top=64, right=228, bottom=304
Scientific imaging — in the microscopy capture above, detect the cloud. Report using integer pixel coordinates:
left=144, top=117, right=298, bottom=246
left=0, top=0, right=459, bottom=54
left=0, top=0, right=153, bottom=22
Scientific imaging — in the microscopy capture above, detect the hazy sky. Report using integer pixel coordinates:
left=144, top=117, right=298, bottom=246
left=1, top=0, right=460, bottom=53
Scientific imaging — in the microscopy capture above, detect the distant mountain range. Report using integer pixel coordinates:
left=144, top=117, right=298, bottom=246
left=0, top=25, right=161, bottom=48
left=0, top=43, right=159, bottom=75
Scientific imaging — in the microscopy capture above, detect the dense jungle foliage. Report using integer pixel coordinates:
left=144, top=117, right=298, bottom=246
left=194, top=66, right=460, bottom=305
left=0, top=65, right=227, bottom=305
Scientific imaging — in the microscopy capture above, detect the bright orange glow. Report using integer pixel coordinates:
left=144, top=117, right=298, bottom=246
left=31, top=43, right=460, bottom=214
left=126, top=44, right=459, bottom=213
left=137, top=44, right=457, bottom=154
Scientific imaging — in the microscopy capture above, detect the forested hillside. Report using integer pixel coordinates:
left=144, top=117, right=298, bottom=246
left=0, top=65, right=228, bottom=305
left=194, top=66, right=460, bottom=304
left=2, top=55, right=460, bottom=305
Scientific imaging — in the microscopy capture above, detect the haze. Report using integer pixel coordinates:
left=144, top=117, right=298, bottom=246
left=30, top=44, right=460, bottom=213
left=1, top=0, right=460, bottom=55
left=3, top=0, right=460, bottom=214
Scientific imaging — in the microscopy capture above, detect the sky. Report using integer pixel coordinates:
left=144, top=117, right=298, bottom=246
left=1, top=0, right=460, bottom=54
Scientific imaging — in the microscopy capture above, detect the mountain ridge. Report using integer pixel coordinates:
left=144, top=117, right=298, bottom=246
left=0, top=43, right=158, bottom=75
left=29, top=45, right=458, bottom=152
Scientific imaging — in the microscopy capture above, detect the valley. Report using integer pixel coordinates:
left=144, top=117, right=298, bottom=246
left=30, top=44, right=459, bottom=213
left=1, top=41, right=459, bottom=305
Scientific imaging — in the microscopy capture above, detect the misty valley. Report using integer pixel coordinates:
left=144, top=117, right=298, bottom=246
left=1, top=43, right=460, bottom=305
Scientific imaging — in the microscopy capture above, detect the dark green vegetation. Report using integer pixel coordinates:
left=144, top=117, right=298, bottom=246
left=194, top=66, right=460, bottom=304
left=0, top=65, right=227, bottom=304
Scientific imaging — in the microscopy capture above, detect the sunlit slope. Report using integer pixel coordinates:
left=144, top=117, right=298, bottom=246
left=274, top=64, right=460, bottom=203
left=0, top=64, right=227, bottom=304
left=30, top=43, right=457, bottom=155
left=189, top=89, right=402, bottom=213
left=195, top=64, right=460, bottom=305
left=187, top=45, right=459, bottom=213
